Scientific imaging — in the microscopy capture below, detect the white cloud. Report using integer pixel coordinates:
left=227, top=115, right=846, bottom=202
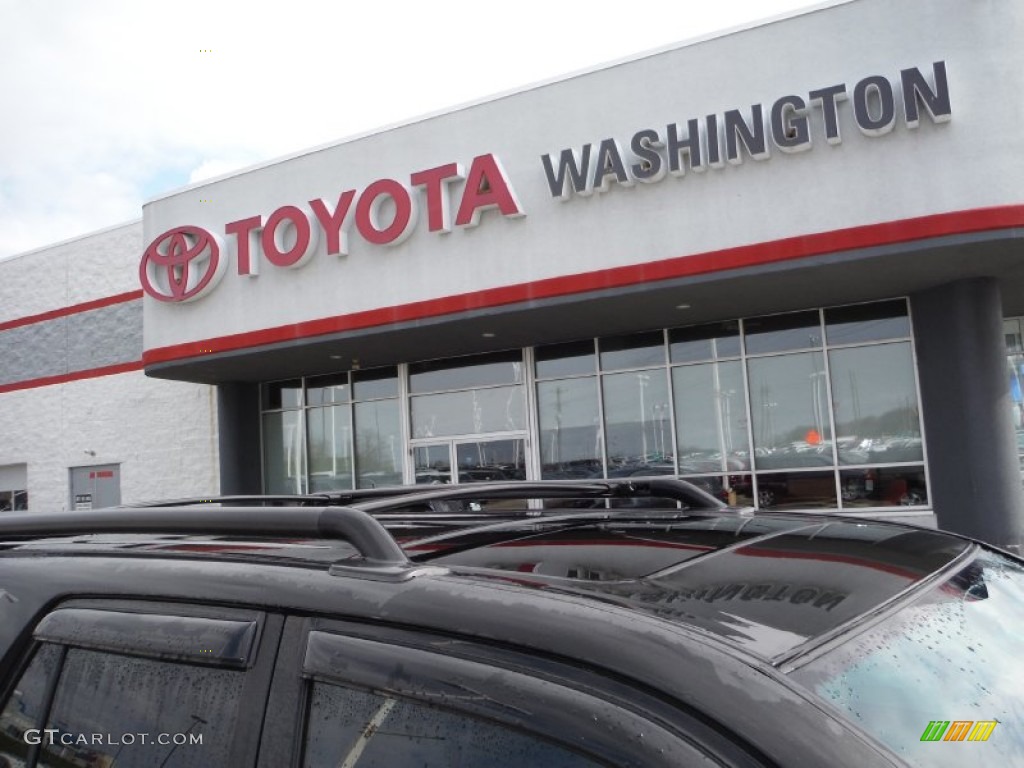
left=0, top=0, right=826, bottom=259
left=187, top=157, right=257, bottom=185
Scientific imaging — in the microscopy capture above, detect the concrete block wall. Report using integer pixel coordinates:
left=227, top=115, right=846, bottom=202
left=0, top=222, right=220, bottom=511
left=0, top=222, right=143, bottom=324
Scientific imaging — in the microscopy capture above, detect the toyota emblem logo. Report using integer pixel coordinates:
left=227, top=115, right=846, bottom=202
left=139, top=226, right=227, bottom=302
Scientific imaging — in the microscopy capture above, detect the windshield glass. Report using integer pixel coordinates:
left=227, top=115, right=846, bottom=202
left=790, top=547, right=1024, bottom=765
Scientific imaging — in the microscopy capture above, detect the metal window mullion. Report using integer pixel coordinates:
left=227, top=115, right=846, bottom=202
left=595, top=362, right=669, bottom=375
left=413, top=380, right=527, bottom=396
left=410, top=429, right=525, bottom=445
left=818, top=310, right=844, bottom=509
left=757, top=465, right=847, bottom=475
left=827, top=336, right=912, bottom=351
left=594, top=338, right=610, bottom=479
left=397, top=363, right=413, bottom=485
left=738, top=317, right=760, bottom=506
left=535, top=371, right=597, bottom=383
left=831, top=460, right=926, bottom=471
left=663, top=328, right=680, bottom=476
left=905, top=297, right=933, bottom=511
left=348, top=372, right=356, bottom=489
left=298, top=378, right=308, bottom=495
left=258, top=393, right=267, bottom=494
left=523, top=346, right=542, bottom=482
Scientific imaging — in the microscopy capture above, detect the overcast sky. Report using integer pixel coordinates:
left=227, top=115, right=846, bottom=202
left=0, top=0, right=828, bottom=259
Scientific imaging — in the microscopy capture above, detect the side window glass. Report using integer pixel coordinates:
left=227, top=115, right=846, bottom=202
left=0, top=644, right=62, bottom=767
left=37, top=648, right=244, bottom=768
left=303, top=681, right=604, bottom=768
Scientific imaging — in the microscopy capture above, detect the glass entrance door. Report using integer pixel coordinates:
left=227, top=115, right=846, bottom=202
left=413, top=437, right=527, bottom=484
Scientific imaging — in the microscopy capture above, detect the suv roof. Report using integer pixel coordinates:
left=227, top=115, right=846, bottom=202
left=0, top=479, right=971, bottom=666
left=1, top=480, right=1009, bottom=768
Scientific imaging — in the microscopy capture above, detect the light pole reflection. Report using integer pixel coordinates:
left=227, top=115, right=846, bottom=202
left=636, top=373, right=650, bottom=461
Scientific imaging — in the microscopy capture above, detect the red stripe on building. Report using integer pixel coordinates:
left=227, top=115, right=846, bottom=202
left=142, top=206, right=1024, bottom=366
left=0, top=290, right=143, bottom=333
left=0, top=361, right=144, bottom=394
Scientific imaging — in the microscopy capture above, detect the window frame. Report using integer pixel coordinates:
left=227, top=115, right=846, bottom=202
left=258, top=616, right=771, bottom=768
left=0, top=599, right=282, bottom=768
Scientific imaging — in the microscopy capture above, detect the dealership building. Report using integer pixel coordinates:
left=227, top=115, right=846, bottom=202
left=3, top=0, right=1024, bottom=549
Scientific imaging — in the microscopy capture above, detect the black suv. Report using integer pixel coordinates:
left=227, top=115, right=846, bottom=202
left=0, top=479, right=1021, bottom=767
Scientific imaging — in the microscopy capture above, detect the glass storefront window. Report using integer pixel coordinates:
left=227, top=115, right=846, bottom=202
left=258, top=300, right=929, bottom=510
left=410, top=386, right=525, bottom=438
left=840, top=466, right=927, bottom=507
left=354, top=399, right=402, bottom=488
left=456, top=439, right=526, bottom=482
left=0, top=490, right=27, bottom=512
left=829, top=342, right=923, bottom=465
left=410, top=351, right=523, bottom=394
left=1003, top=319, right=1024, bottom=484
left=263, top=411, right=304, bottom=493
left=537, top=377, right=602, bottom=479
left=747, top=352, right=833, bottom=469
left=598, top=331, right=665, bottom=370
left=680, top=475, right=754, bottom=507
left=306, top=405, right=353, bottom=492
left=306, top=373, right=350, bottom=407
left=536, top=340, right=596, bottom=379
left=0, top=464, right=27, bottom=512
left=1006, top=318, right=1023, bottom=355
left=261, top=379, right=302, bottom=410
left=414, top=444, right=452, bottom=484
left=353, top=367, right=399, bottom=400
left=744, top=311, right=822, bottom=355
left=669, top=321, right=741, bottom=363
left=750, top=470, right=837, bottom=510
left=825, top=300, right=910, bottom=345
left=673, top=361, right=750, bottom=474
left=602, top=369, right=672, bottom=475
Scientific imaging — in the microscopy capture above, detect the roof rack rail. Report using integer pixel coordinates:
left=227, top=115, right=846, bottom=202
left=122, top=486, right=443, bottom=508
left=120, top=494, right=336, bottom=508
left=120, top=479, right=724, bottom=515
left=351, top=477, right=724, bottom=514
left=0, top=505, right=408, bottom=566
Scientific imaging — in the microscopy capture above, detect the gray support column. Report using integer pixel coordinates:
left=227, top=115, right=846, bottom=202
left=217, top=383, right=262, bottom=495
left=910, top=278, right=1024, bottom=550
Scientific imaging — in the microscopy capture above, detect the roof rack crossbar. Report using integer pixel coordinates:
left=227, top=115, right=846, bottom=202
left=0, top=506, right=409, bottom=566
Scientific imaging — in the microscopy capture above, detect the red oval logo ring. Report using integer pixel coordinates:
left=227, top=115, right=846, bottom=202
left=140, top=226, right=225, bottom=302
